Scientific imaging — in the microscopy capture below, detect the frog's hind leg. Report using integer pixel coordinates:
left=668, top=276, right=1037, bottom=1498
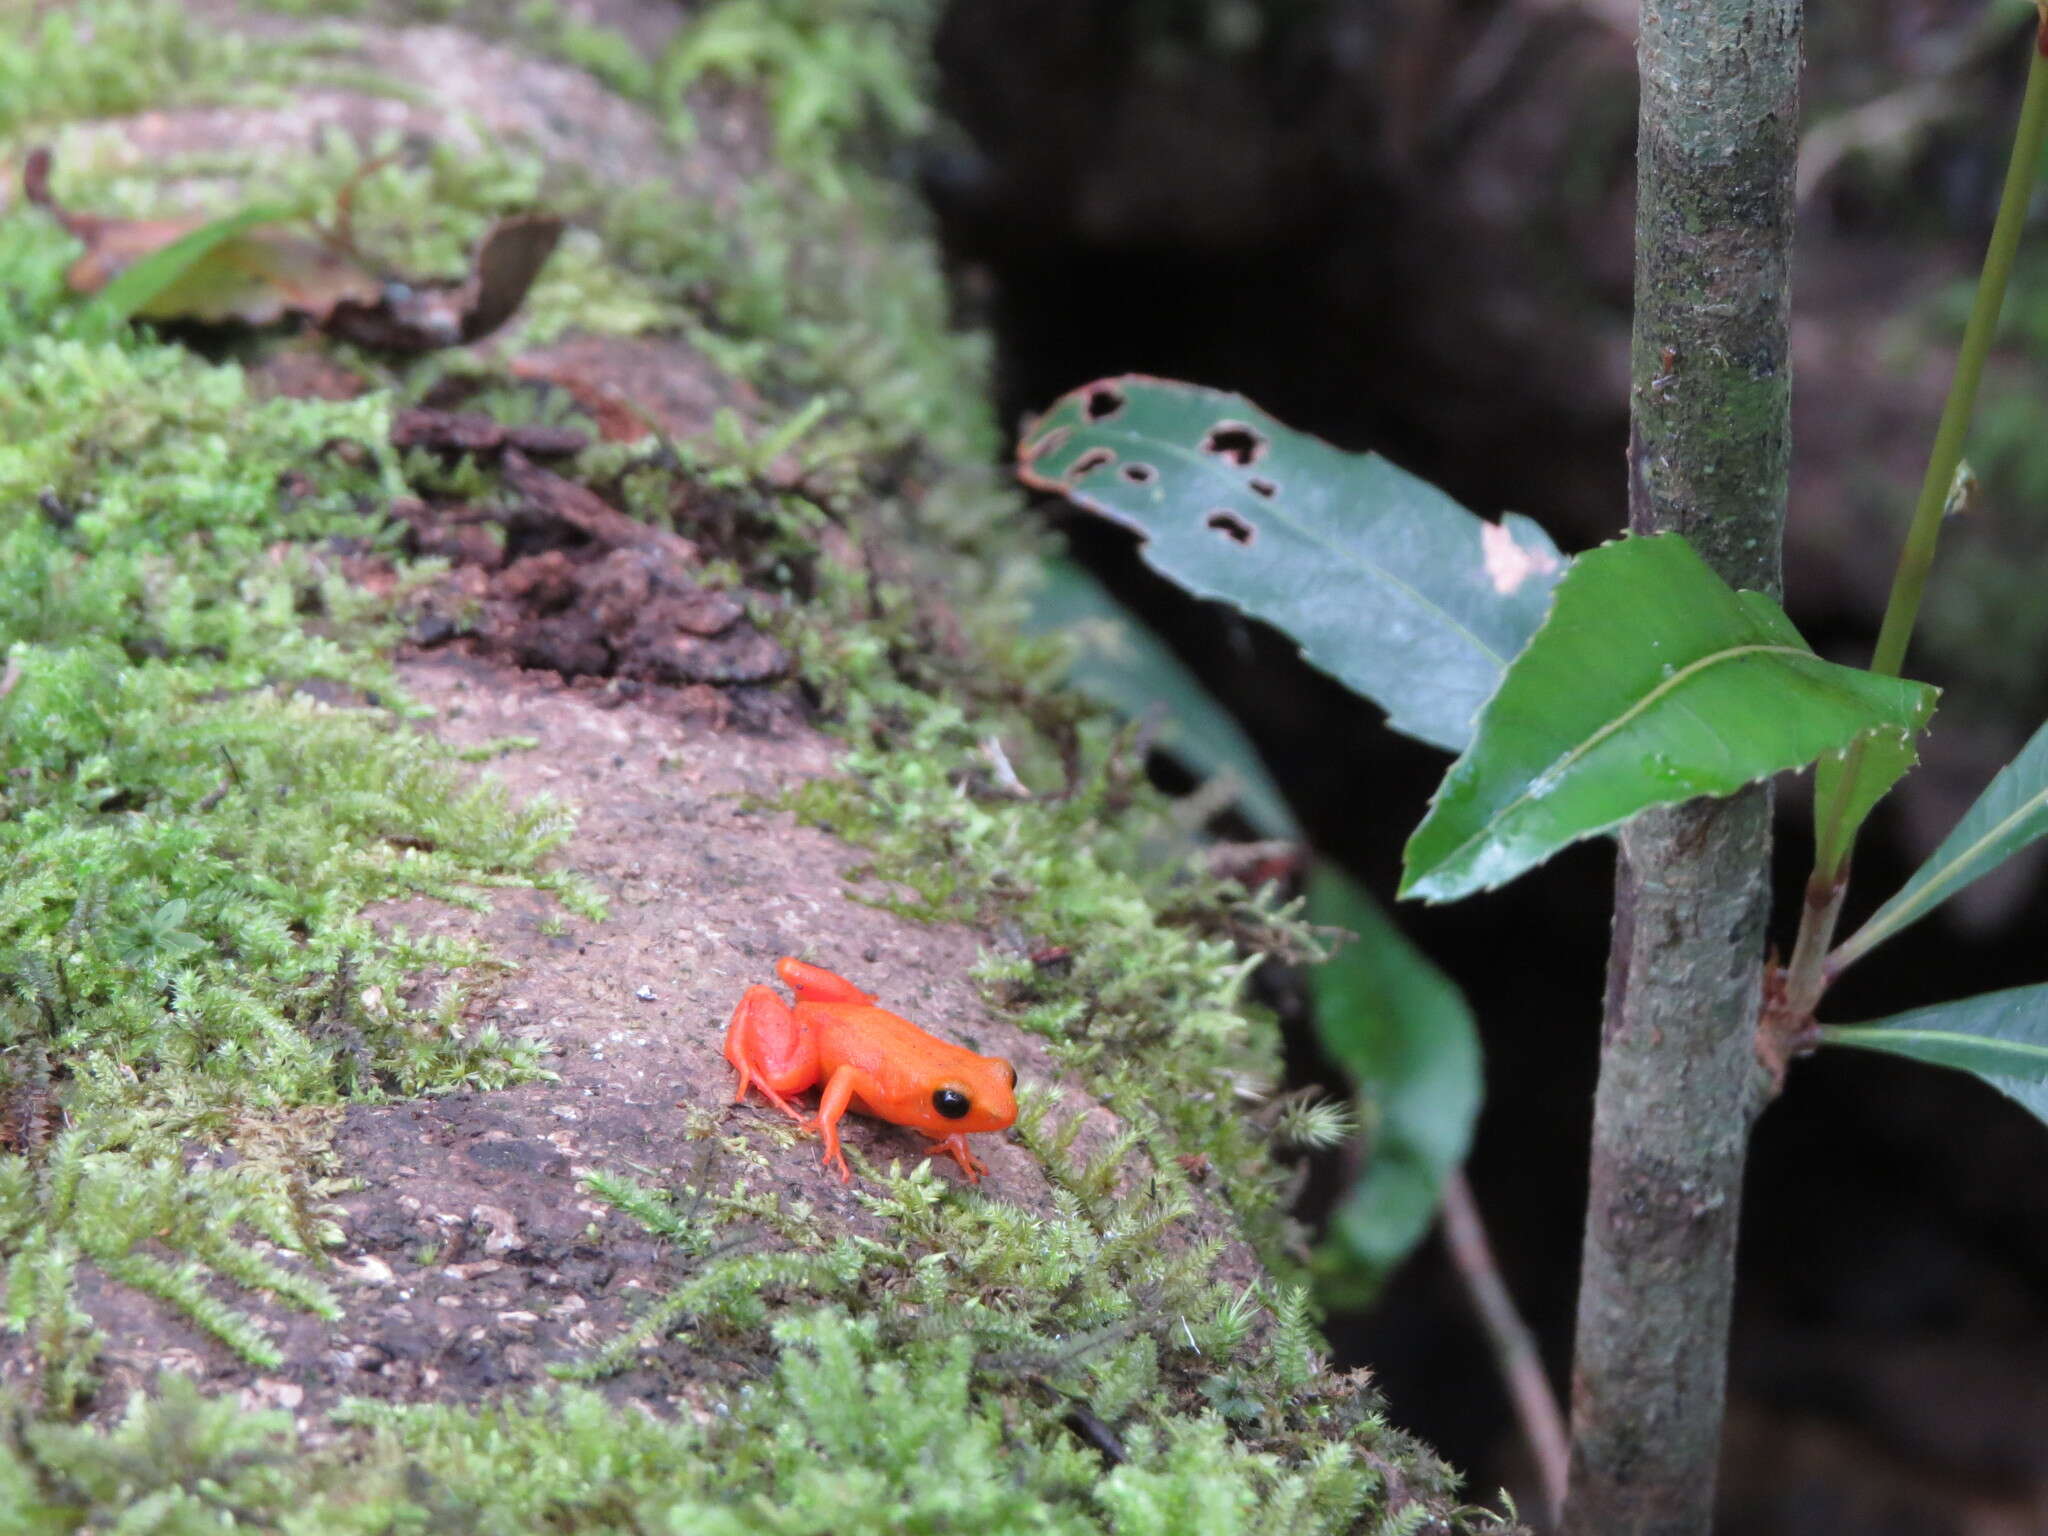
left=775, top=957, right=877, bottom=1007
left=724, top=984, right=817, bottom=1120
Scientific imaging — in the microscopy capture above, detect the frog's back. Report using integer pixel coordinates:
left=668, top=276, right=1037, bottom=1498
left=809, top=1003, right=965, bottom=1082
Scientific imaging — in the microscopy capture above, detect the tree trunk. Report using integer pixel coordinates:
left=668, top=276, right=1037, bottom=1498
left=1562, top=4, right=1802, bottom=1533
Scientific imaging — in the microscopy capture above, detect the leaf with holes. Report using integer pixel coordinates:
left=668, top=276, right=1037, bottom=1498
left=1401, top=535, right=1939, bottom=902
left=1306, top=864, right=1480, bottom=1302
left=1823, top=983, right=2048, bottom=1125
left=1028, top=557, right=1298, bottom=840
left=1017, top=376, right=1566, bottom=753
left=1833, top=718, right=2048, bottom=971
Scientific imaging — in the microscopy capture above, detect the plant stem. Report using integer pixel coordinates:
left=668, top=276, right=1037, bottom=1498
left=1441, top=1170, right=1567, bottom=1528
left=1810, top=23, right=2048, bottom=888
left=1563, top=2, right=1799, bottom=1531
left=1871, top=29, right=2048, bottom=680
left=1780, top=870, right=1846, bottom=1023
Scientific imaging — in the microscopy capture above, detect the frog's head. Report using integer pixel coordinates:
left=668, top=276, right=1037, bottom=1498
left=919, top=1055, right=1018, bottom=1136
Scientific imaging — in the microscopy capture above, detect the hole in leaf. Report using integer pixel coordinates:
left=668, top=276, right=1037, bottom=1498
left=1071, top=447, right=1116, bottom=476
left=1206, top=510, right=1255, bottom=545
left=1247, top=477, right=1277, bottom=499
left=1201, top=421, right=1266, bottom=466
left=1085, top=386, right=1126, bottom=421
left=1121, top=463, right=1156, bottom=485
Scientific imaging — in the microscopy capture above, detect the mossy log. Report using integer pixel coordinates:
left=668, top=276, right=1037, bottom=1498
left=0, top=4, right=1508, bottom=1530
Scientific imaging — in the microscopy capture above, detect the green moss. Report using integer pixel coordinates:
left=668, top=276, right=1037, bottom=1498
left=5, top=1131, right=343, bottom=1377
left=0, top=303, right=587, bottom=1389
left=0, top=2, right=351, bottom=142
left=0, top=1335, right=1479, bottom=1536
left=660, top=0, right=936, bottom=186
left=0, top=1289, right=1473, bottom=1534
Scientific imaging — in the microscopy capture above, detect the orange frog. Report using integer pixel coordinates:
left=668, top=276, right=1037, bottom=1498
left=722, top=957, right=1018, bottom=1183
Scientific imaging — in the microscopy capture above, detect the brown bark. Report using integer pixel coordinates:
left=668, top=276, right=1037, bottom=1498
left=1562, top=3, right=1802, bottom=1532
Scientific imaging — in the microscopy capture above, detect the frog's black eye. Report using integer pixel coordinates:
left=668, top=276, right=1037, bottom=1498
left=932, top=1087, right=971, bottom=1120
left=1003, top=1062, right=1018, bottom=1090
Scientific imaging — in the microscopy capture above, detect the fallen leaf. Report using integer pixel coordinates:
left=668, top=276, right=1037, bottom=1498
left=25, top=148, right=561, bottom=350
left=323, top=214, right=562, bottom=352
left=28, top=146, right=378, bottom=329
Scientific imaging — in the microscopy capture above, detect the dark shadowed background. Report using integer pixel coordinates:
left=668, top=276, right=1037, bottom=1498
left=926, top=1, right=2048, bottom=1528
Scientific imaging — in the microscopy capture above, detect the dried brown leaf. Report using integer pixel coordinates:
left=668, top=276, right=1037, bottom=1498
left=324, top=214, right=562, bottom=352
left=25, top=145, right=381, bottom=325
left=24, top=148, right=561, bottom=349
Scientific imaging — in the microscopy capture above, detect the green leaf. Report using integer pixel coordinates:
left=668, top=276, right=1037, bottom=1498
left=1822, top=983, right=2048, bottom=1124
left=1401, top=535, right=1939, bottom=902
left=70, top=202, right=294, bottom=339
left=1835, top=718, right=2048, bottom=969
left=1027, top=557, right=1299, bottom=840
left=1018, top=376, right=1567, bottom=753
left=1813, top=727, right=1921, bottom=884
left=1305, top=863, right=1480, bottom=1300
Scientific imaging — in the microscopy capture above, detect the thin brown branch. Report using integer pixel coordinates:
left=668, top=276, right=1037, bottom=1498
left=1441, top=1170, right=1568, bottom=1527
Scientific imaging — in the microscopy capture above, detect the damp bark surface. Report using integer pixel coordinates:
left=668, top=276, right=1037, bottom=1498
left=1564, top=3, right=1801, bottom=1534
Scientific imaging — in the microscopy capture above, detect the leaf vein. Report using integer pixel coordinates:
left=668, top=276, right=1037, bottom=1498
left=1824, top=1024, right=2048, bottom=1071
left=1429, top=642, right=1813, bottom=876
left=1845, top=783, right=2048, bottom=958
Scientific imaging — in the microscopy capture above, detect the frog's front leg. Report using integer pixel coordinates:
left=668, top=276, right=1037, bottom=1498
left=804, top=1063, right=885, bottom=1183
left=925, top=1132, right=988, bottom=1184
left=723, top=984, right=818, bottom=1121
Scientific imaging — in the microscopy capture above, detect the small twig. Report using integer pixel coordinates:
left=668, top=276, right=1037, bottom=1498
left=1441, top=1169, right=1568, bottom=1527
left=322, top=150, right=400, bottom=269
left=0, top=657, right=21, bottom=702
left=1166, top=767, right=1248, bottom=831
left=1778, top=869, right=1848, bottom=1023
